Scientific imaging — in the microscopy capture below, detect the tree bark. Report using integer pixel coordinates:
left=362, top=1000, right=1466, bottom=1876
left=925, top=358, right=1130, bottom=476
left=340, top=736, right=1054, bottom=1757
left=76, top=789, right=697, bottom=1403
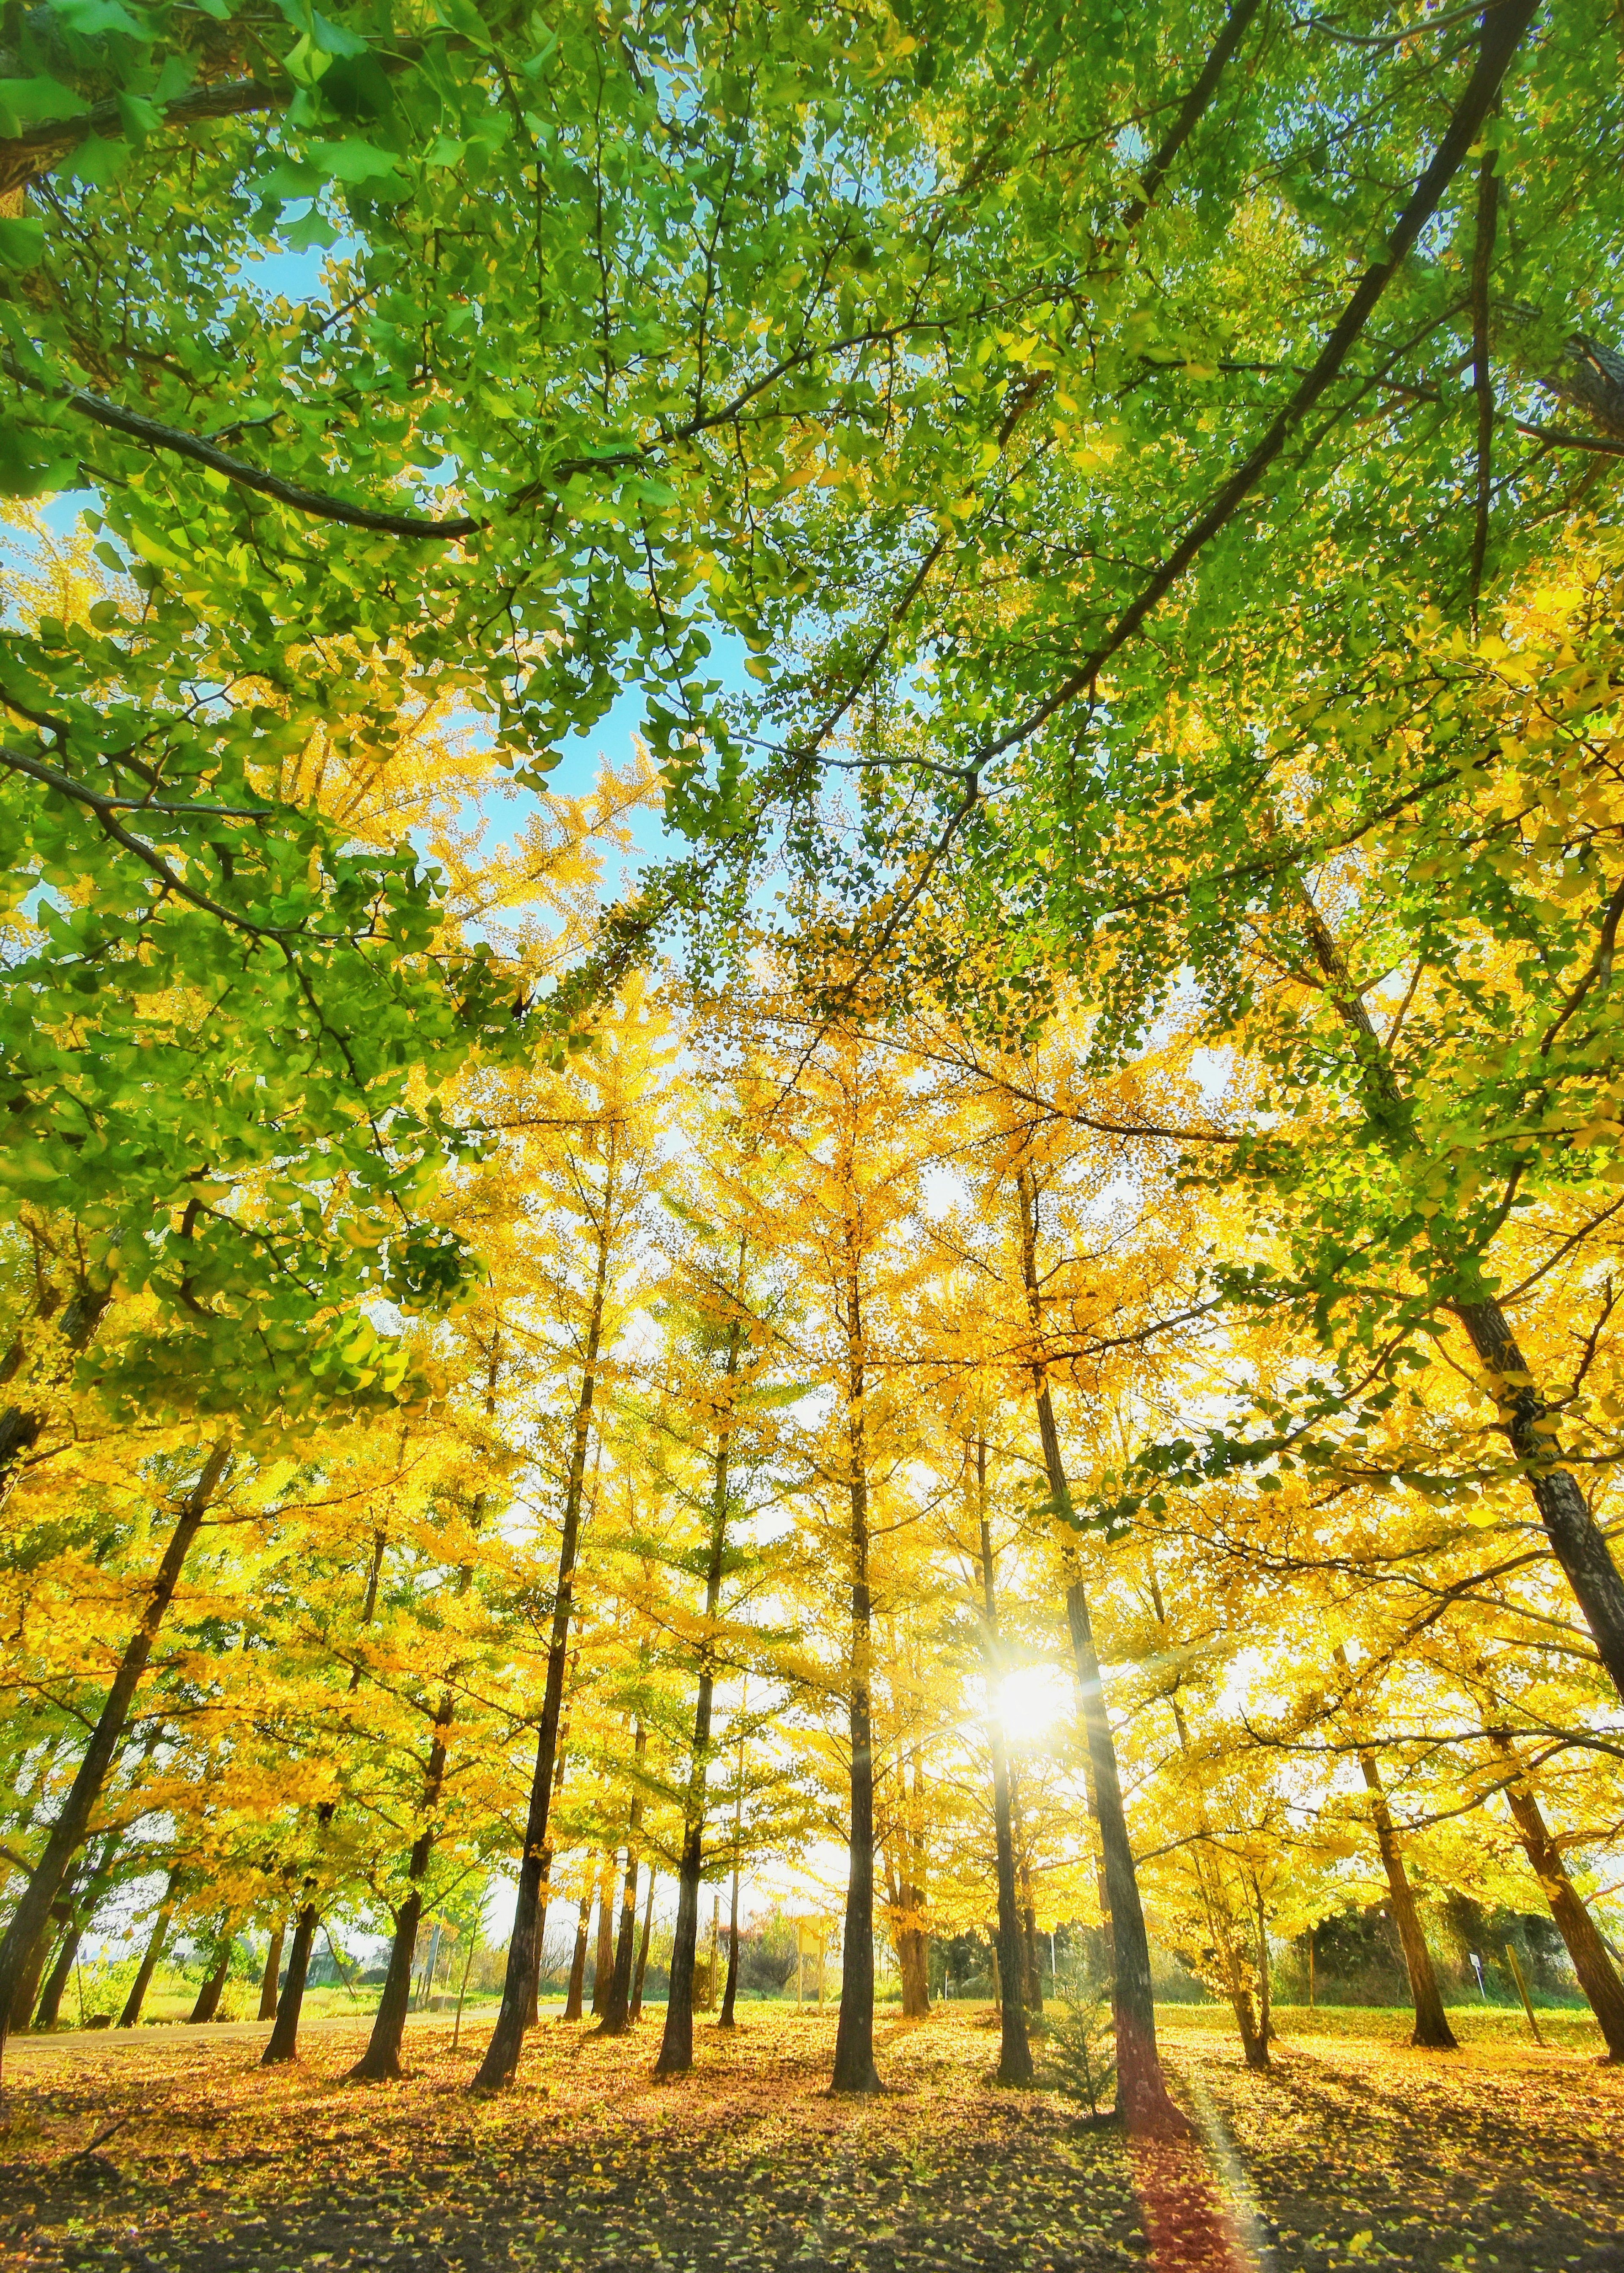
left=531, top=1664, right=576, bottom=2028
left=258, top=1920, right=285, bottom=2021
left=474, top=1129, right=619, bottom=2089
left=600, top=1724, right=646, bottom=2036
left=831, top=1227, right=881, bottom=2096
left=260, top=1902, right=318, bottom=2065
left=1015, top=1164, right=1183, bottom=2133
left=33, top=1919, right=82, bottom=2032
left=187, top=1921, right=236, bottom=2025
left=119, top=1868, right=181, bottom=2028
left=631, top=1870, right=657, bottom=2021
left=1167, top=1688, right=1267, bottom=2071
left=1300, top=895, right=1624, bottom=1704
left=719, top=1856, right=741, bottom=2028
left=1011, top=1777, right=1043, bottom=2012
left=1356, top=1748, right=1457, bottom=2048
left=979, top=1477, right=1034, bottom=2088
left=563, top=1861, right=592, bottom=2022
left=591, top=1853, right=616, bottom=2018
left=0, top=1438, right=230, bottom=2059
left=894, top=1749, right=931, bottom=2018
left=351, top=1700, right=453, bottom=2081
left=1490, top=1731, right=1624, bottom=2059
left=1451, top=1293, right=1624, bottom=1703
left=657, top=1307, right=743, bottom=2078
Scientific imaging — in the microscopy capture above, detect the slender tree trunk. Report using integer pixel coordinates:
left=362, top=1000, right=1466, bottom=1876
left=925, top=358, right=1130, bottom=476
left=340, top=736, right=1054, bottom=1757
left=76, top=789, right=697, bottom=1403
left=1252, top=1877, right=1272, bottom=2047
left=531, top=1662, right=576, bottom=2028
left=601, top=1726, right=646, bottom=2036
left=0, top=1283, right=111, bottom=1491
left=1328, top=1641, right=1455, bottom=2048
left=591, top=1853, right=616, bottom=2018
left=1489, top=1731, right=1624, bottom=2059
left=895, top=1749, right=931, bottom=2018
left=1300, top=897, right=1624, bottom=1703
left=631, top=1870, right=656, bottom=2021
left=601, top=1849, right=641, bottom=2036
left=475, top=1134, right=619, bottom=2090
left=261, top=1902, right=318, bottom=2065
left=34, top=1921, right=84, bottom=2032
left=37, top=1842, right=119, bottom=2032
left=0, top=1439, right=230, bottom=2057
left=1011, top=1776, right=1043, bottom=2012
left=258, top=1920, right=285, bottom=2021
left=657, top=1309, right=743, bottom=2079
left=563, top=1861, right=592, bottom=2022
left=1357, top=1749, right=1457, bottom=2048
left=979, top=1477, right=1034, bottom=2088
left=1015, top=1165, right=1182, bottom=2133
left=831, top=1232, right=881, bottom=2095
left=719, top=1859, right=741, bottom=2028
left=351, top=1702, right=453, bottom=2081
left=187, top=1920, right=236, bottom=2024
left=1155, top=1575, right=1268, bottom=2071
left=119, top=1869, right=181, bottom=2028
left=10, top=1905, right=65, bottom=2034
left=1172, top=1707, right=1266, bottom=2070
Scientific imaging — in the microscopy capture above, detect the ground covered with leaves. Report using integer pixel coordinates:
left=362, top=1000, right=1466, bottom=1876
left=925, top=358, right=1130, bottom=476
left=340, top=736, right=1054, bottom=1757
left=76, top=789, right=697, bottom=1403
left=0, top=2009, right=1619, bottom=2273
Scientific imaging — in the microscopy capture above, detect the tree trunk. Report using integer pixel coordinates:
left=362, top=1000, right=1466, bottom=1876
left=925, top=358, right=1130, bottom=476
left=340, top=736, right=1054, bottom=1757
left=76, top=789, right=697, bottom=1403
left=600, top=1850, right=640, bottom=2035
left=1300, top=896, right=1624, bottom=1704
left=831, top=1233, right=881, bottom=2096
left=1490, top=1731, right=1624, bottom=2059
left=601, top=1725, right=646, bottom=2036
left=0, top=1282, right=111, bottom=1492
left=351, top=1702, right=453, bottom=2081
left=563, top=1863, right=592, bottom=2022
left=33, top=1920, right=83, bottom=2032
left=1011, top=1777, right=1043, bottom=2012
left=474, top=1132, right=619, bottom=2090
left=35, top=1852, right=105, bottom=2032
left=631, top=1870, right=656, bottom=2021
left=1452, top=1293, right=1624, bottom=1704
left=1015, top=1164, right=1182, bottom=2133
left=719, top=1854, right=741, bottom=2029
left=591, top=1853, right=616, bottom=2018
left=531, top=1665, right=576, bottom=2028
left=1253, top=1877, right=1272, bottom=2047
left=0, top=1438, right=230, bottom=2057
left=896, top=1750, right=931, bottom=2019
left=979, top=1480, right=1034, bottom=2088
left=657, top=1308, right=743, bottom=2079
left=1358, top=1749, right=1457, bottom=2048
left=10, top=1908, right=64, bottom=2034
left=1159, top=1609, right=1268, bottom=2074
left=258, top=1920, right=285, bottom=2021
left=119, top=1869, right=181, bottom=2028
left=187, top=1918, right=236, bottom=2024
left=261, top=1902, right=318, bottom=2065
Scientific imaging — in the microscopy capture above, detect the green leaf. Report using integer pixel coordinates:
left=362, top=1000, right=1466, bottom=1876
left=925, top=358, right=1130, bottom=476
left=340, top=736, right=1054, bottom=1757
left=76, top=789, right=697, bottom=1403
left=53, top=0, right=147, bottom=34
left=0, top=76, right=89, bottom=124
left=307, top=137, right=405, bottom=186
left=0, top=217, right=46, bottom=271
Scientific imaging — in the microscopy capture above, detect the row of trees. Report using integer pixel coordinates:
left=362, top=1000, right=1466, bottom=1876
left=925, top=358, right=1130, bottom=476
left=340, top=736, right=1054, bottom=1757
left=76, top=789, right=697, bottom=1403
left=5, top=882, right=1622, bottom=2105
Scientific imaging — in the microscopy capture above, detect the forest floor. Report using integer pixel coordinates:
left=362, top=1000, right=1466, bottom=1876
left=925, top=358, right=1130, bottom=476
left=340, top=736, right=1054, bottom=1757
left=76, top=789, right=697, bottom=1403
left=0, top=2006, right=1620, bottom=2273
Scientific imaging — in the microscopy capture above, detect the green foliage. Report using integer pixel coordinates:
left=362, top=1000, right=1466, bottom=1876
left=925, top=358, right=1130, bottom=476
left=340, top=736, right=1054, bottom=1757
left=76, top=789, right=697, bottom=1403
left=1042, top=1989, right=1117, bottom=2118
